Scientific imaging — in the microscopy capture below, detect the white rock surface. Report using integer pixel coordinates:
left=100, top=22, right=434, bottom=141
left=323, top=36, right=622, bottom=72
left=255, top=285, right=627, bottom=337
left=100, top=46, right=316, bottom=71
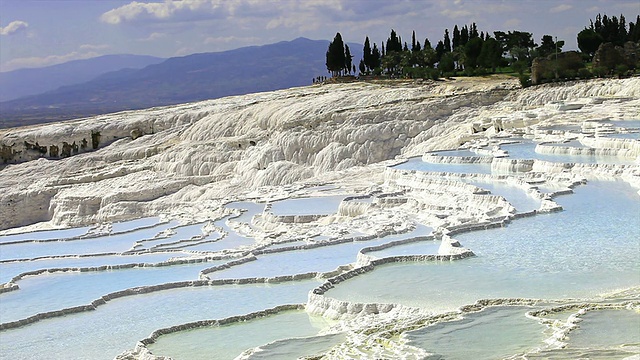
left=0, top=77, right=638, bottom=233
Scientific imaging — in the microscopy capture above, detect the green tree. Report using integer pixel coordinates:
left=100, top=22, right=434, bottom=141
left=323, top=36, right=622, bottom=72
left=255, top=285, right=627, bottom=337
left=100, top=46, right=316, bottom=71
left=411, top=30, right=421, bottom=52
left=460, top=25, right=469, bottom=47
left=470, top=23, right=479, bottom=38
left=435, top=40, right=446, bottom=61
left=382, top=50, right=402, bottom=76
left=630, top=15, right=640, bottom=42
left=443, top=29, right=452, bottom=53
left=452, top=25, right=461, bottom=50
left=589, top=13, right=629, bottom=46
left=478, top=37, right=503, bottom=72
left=536, top=35, right=564, bottom=58
left=423, top=37, right=432, bottom=49
left=326, top=32, right=346, bottom=77
left=386, top=29, right=403, bottom=53
left=419, top=47, right=438, bottom=68
left=344, top=44, right=353, bottom=74
left=363, top=36, right=372, bottom=73
left=619, top=15, right=627, bottom=41
left=371, top=43, right=381, bottom=69
left=463, top=37, right=484, bottom=70
left=494, top=30, right=535, bottom=64
left=438, top=52, right=455, bottom=74
left=577, top=29, right=603, bottom=57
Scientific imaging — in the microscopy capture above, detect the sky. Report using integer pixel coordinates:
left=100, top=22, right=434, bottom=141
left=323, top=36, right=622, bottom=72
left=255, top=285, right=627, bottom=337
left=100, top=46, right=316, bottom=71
left=0, top=0, right=638, bottom=72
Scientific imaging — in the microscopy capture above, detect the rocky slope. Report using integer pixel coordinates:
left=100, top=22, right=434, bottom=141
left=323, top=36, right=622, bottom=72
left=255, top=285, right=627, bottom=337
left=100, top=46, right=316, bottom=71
left=0, top=76, right=638, bottom=232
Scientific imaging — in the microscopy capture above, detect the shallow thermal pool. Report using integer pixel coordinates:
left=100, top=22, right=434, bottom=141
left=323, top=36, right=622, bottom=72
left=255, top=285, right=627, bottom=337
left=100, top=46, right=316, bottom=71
left=393, top=157, right=493, bottom=174
left=462, top=179, right=542, bottom=213
left=567, top=309, right=640, bottom=350
left=1, top=167, right=638, bottom=360
left=326, top=180, right=640, bottom=312
left=0, top=226, right=93, bottom=244
left=0, top=194, right=428, bottom=359
left=0, top=280, right=319, bottom=360
left=501, top=141, right=638, bottom=165
left=270, top=194, right=350, bottom=215
left=607, top=119, right=640, bottom=129
left=405, top=306, right=546, bottom=360
left=0, top=252, right=190, bottom=284
left=0, top=259, right=225, bottom=324
left=432, top=149, right=486, bottom=157
left=0, top=220, right=179, bottom=261
left=207, top=226, right=429, bottom=280
left=147, top=310, right=340, bottom=360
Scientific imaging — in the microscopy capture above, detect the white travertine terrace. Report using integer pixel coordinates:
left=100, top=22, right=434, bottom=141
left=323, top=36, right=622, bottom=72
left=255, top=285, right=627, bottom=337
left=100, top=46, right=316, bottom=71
left=1, top=77, right=638, bottom=232
left=1, top=76, right=639, bottom=360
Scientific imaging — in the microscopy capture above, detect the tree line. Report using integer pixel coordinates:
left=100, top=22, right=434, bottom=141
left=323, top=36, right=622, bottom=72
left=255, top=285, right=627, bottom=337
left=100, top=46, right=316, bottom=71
left=325, top=14, right=639, bottom=84
left=578, top=14, right=640, bottom=56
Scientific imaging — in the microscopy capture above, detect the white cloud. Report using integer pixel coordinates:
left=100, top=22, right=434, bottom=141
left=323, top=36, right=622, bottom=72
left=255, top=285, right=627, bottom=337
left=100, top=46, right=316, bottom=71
left=100, top=0, right=229, bottom=24
left=0, top=20, right=29, bottom=36
left=550, top=4, right=573, bottom=13
left=440, top=8, right=472, bottom=19
left=100, top=0, right=341, bottom=29
left=79, top=44, right=110, bottom=51
left=138, top=32, right=168, bottom=41
left=503, top=18, right=521, bottom=28
left=174, top=46, right=195, bottom=56
left=1, top=51, right=101, bottom=72
left=203, top=35, right=259, bottom=45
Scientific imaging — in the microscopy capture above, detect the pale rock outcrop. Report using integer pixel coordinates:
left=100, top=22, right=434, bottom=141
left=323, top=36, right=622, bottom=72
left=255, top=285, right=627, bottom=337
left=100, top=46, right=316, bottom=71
left=1, top=77, right=639, bottom=231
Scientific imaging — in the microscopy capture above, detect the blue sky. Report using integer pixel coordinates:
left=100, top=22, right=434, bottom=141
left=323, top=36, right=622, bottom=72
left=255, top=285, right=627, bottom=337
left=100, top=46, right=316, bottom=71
left=1, top=0, right=638, bottom=72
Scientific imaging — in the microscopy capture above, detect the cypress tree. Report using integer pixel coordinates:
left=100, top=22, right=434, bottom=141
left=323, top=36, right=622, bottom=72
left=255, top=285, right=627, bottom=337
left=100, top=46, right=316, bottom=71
left=470, top=23, right=479, bottom=38
left=461, top=25, right=469, bottom=47
left=344, top=44, right=353, bottom=74
left=386, top=29, right=402, bottom=53
left=326, top=32, right=346, bottom=77
left=371, top=43, right=381, bottom=69
left=453, top=25, right=461, bottom=50
left=594, top=14, right=603, bottom=34
left=631, top=16, right=640, bottom=42
left=424, top=37, right=432, bottom=49
left=444, top=29, right=451, bottom=53
left=619, top=14, right=627, bottom=41
left=411, top=30, right=417, bottom=52
left=587, top=13, right=635, bottom=46
left=435, top=40, right=445, bottom=61
left=363, top=36, right=372, bottom=71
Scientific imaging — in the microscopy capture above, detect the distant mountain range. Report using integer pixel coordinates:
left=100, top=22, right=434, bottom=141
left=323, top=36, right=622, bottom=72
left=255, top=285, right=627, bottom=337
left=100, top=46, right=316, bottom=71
left=0, top=38, right=351, bottom=129
left=0, top=54, right=165, bottom=102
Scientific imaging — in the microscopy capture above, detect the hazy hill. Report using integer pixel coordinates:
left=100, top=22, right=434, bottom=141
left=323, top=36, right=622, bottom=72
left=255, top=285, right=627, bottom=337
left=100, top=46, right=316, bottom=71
left=0, top=54, right=165, bottom=102
left=0, top=38, right=348, bottom=128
